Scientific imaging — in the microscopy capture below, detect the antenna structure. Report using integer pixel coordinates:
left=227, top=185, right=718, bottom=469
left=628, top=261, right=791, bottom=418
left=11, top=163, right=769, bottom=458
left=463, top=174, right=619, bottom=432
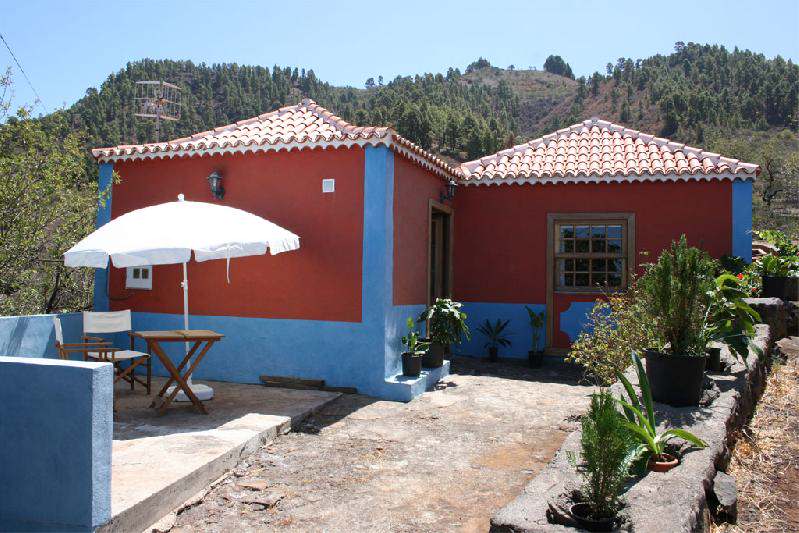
left=134, top=81, right=181, bottom=142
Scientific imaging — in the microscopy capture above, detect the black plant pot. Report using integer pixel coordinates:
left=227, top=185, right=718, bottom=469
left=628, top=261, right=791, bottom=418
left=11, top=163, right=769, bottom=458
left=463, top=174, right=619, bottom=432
left=488, top=346, right=498, bottom=362
left=706, top=347, right=722, bottom=372
left=569, top=503, right=616, bottom=532
left=762, top=275, right=799, bottom=301
left=645, top=349, right=707, bottom=407
left=401, top=352, right=422, bottom=377
left=423, top=342, right=446, bottom=368
left=528, top=350, right=544, bottom=368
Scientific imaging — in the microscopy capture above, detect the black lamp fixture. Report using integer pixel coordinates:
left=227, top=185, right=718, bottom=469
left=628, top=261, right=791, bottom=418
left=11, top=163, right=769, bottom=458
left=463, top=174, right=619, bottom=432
left=440, top=179, right=457, bottom=203
left=207, top=170, right=225, bottom=200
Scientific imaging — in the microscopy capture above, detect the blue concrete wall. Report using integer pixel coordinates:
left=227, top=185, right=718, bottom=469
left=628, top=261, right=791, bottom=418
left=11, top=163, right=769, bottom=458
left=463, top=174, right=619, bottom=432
left=454, top=303, right=546, bottom=359
left=0, top=313, right=82, bottom=358
left=732, top=179, right=753, bottom=263
left=558, top=301, right=597, bottom=342
left=93, top=162, right=114, bottom=312
left=0, top=356, right=113, bottom=531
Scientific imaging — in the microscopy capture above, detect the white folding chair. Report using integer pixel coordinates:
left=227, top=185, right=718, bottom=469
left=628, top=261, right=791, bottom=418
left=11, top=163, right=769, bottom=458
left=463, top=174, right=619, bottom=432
left=82, top=310, right=151, bottom=394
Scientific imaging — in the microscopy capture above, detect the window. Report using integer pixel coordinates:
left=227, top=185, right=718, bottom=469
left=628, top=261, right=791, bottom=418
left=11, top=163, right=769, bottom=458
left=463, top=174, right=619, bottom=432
left=554, top=219, right=630, bottom=291
left=126, top=266, right=152, bottom=290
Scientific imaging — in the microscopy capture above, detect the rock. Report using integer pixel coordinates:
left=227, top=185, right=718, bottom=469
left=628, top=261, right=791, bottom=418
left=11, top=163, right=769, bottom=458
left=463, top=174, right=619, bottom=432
left=238, top=479, right=269, bottom=491
left=745, top=298, right=789, bottom=340
left=710, top=471, right=737, bottom=523
left=243, top=490, right=284, bottom=510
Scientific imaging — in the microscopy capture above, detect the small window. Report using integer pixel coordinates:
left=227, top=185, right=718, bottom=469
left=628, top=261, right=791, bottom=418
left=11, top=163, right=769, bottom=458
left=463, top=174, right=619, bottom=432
left=126, top=266, right=152, bottom=290
left=555, top=220, right=629, bottom=291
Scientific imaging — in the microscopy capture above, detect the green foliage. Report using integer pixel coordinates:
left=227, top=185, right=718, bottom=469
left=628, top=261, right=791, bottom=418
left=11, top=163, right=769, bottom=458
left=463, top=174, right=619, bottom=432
left=616, top=353, right=707, bottom=463
left=702, top=274, right=762, bottom=362
left=524, top=306, right=545, bottom=351
left=476, top=319, right=512, bottom=350
left=567, top=281, right=659, bottom=385
left=758, top=254, right=799, bottom=277
left=579, top=391, right=631, bottom=520
left=638, top=235, right=716, bottom=356
left=401, top=317, right=429, bottom=356
left=418, top=298, right=470, bottom=346
left=0, top=93, right=100, bottom=314
left=543, top=55, right=575, bottom=79
left=755, top=229, right=799, bottom=257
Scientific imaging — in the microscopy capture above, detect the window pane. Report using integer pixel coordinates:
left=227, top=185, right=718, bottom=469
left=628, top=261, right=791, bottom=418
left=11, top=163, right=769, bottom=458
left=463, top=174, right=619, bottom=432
left=560, top=239, right=574, bottom=253
left=608, top=258, right=623, bottom=273
left=591, top=239, right=606, bottom=253
left=565, top=258, right=574, bottom=271
left=564, top=273, right=574, bottom=286
left=591, top=225, right=606, bottom=238
left=560, top=225, right=574, bottom=239
left=575, top=225, right=590, bottom=238
left=592, top=272, right=608, bottom=286
left=607, top=239, right=623, bottom=254
left=608, top=272, right=623, bottom=286
left=133, top=268, right=140, bottom=279
left=575, top=259, right=589, bottom=272
left=575, top=272, right=589, bottom=286
left=575, top=239, right=590, bottom=253
left=591, top=259, right=606, bottom=273
left=142, top=269, right=149, bottom=279
left=607, top=225, right=623, bottom=238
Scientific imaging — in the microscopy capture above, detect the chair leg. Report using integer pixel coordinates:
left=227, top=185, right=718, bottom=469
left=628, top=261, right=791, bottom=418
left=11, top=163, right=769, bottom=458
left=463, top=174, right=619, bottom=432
left=129, top=361, right=135, bottom=390
left=146, top=356, right=152, bottom=395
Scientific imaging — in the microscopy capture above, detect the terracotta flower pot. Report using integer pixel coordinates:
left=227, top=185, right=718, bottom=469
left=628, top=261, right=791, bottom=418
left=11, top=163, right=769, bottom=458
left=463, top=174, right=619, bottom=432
left=648, top=452, right=679, bottom=472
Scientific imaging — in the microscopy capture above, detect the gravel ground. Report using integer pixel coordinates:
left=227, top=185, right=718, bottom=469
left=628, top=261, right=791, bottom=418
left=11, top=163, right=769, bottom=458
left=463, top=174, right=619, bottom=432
left=167, top=357, right=592, bottom=533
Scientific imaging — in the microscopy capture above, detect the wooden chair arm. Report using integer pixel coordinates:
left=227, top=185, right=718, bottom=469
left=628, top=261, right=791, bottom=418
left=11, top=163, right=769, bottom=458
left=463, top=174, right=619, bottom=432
left=60, top=345, right=121, bottom=354
left=61, top=342, right=112, bottom=348
left=83, top=335, right=106, bottom=342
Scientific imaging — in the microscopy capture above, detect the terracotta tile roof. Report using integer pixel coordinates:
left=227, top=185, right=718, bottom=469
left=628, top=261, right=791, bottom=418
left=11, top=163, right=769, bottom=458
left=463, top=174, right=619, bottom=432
left=459, top=118, right=759, bottom=185
left=92, top=100, right=458, bottom=179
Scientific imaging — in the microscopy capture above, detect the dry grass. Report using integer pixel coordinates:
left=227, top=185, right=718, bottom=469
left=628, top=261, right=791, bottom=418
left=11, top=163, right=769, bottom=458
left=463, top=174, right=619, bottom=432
left=713, top=340, right=799, bottom=532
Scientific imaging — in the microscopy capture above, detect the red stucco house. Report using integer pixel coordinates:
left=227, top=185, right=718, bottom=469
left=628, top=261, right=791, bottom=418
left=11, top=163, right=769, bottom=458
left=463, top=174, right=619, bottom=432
left=91, top=101, right=758, bottom=400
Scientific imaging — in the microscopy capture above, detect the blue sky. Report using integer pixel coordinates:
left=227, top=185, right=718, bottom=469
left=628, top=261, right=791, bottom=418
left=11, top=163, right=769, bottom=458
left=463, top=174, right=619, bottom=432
left=2, top=0, right=798, bottom=115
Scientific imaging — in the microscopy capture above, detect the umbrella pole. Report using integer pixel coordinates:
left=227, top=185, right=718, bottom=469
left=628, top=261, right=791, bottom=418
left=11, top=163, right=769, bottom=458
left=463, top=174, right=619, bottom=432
left=172, top=261, right=214, bottom=401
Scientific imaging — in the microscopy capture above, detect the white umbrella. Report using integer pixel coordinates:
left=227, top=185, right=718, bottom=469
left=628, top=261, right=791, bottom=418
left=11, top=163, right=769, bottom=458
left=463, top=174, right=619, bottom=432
left=64, top=194, right=300, bottom=400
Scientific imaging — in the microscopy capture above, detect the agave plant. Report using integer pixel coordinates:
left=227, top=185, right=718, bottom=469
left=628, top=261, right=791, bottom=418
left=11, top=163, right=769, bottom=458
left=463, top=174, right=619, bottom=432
left=476, top=318, right=512, bottom=350
left=615, top=352, right=707, bottom=465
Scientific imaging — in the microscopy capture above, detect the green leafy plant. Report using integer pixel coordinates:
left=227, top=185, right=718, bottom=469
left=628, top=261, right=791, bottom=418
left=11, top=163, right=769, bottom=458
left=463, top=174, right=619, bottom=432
left=418, top=298, right=471, bottom=346
left=758, top=253, right=799, bottom=277
left=578, top=391, right=632, bottom=521
left=567, top=280, right=659, bottom=385
left=701, top=273, right=762, bottom=362
left=524, top=306, right=545, bottom=352
left=615, top=353, right=707, bottom=465
left=476, top=319, right=512, bottom=350
left=638, top=235, right=716, bottom=356
left=401, top=317, right=429, bottom=356
left=755, top=229, right=799, bottom=257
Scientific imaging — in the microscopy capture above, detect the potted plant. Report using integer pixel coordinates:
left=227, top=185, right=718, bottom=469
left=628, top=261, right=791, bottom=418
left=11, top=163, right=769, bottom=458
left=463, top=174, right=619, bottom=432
left=702, top=273, right=761, bottom=371
left=400, top=317, right=428, bottom=377
left=476, top=318, right=511, bottom=362
left=616, top=353, right=707, bottom=472
left=639, top=235, right=715, bottom=406
left=571, top=390, right=630, bottom=531
left=418, top=298, right=470, bottom=368
left=755, top=230, right=799, bottom=301
left=524, top=306, right=545, bottom=368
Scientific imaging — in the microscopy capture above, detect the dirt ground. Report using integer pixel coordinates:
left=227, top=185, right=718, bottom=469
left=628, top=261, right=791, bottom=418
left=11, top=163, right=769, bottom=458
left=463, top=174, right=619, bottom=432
left=168, top=357, right=592, bottom=533
left=714, top=337, right=799, bottom=533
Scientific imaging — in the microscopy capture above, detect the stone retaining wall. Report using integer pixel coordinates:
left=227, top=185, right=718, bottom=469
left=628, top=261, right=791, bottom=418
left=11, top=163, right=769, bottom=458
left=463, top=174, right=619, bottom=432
left=491, top=322, right=775, bottom=532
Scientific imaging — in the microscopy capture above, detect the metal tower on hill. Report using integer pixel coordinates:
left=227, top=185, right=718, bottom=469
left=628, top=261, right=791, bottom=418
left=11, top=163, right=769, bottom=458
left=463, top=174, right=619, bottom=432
left=134, top=81, right=181, bottom=142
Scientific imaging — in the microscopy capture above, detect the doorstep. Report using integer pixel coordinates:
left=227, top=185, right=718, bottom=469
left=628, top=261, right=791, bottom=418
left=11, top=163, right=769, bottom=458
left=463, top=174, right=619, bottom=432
left=381, top=360, right=451, bottom=402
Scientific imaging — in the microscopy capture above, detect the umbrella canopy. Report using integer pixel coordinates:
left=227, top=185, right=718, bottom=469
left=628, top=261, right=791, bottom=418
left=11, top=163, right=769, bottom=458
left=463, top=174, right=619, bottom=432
left=64, top=196, right=300, bottom=268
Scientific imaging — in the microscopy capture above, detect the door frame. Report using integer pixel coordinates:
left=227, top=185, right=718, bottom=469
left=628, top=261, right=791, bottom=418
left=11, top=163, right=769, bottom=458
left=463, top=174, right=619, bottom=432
left=545, top=212, right=636, bottom=354
left=427, top=199, right=454, bottom=306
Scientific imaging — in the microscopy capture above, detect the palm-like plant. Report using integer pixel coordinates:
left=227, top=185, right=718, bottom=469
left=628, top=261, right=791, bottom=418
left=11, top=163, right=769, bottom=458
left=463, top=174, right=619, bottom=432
left=702, top=273, right=761, bottom=363
left=524, top=306, right=545, bottom=352
left=615, top=352, right=707, bottom=465
left=476, top=319, right=512, bottom=350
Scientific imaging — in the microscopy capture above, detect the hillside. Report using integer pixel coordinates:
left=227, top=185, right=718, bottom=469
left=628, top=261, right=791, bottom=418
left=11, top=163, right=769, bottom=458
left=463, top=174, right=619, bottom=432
left=57, top=43, right=798, bottom=232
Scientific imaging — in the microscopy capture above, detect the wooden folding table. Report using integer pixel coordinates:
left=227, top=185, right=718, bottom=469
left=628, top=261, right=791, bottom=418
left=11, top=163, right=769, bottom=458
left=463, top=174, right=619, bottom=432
left=132, top=330, right=224, bottom=415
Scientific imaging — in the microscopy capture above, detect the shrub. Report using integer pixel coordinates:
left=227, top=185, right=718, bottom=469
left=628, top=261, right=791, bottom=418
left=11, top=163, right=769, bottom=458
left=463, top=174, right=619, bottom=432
left=579, top=391, right=631, bottom=520
left=567, top=281, right=658, bottom=385
left=418, top=298, right=470, bottom=346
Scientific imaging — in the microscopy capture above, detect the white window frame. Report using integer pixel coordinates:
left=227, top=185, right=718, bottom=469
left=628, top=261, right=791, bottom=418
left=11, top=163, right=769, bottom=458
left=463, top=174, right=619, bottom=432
left=126, top=266, right=152, bottom=290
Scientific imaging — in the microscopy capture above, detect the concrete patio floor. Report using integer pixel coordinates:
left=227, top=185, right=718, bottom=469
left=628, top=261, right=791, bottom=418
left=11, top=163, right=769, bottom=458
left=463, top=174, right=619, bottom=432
left=100, top=378, right=339, bottom=533
left=168, top=357, right=593, bottom=533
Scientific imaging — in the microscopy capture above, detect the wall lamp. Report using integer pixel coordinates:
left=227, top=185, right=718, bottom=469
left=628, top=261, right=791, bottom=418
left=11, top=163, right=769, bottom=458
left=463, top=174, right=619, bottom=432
left=207, top=170, right=225, bottom=200
left=440, top=179, right=457, bottom=203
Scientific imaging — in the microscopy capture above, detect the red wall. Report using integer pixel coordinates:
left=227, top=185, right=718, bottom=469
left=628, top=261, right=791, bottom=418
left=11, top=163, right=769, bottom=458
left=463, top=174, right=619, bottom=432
left=392, top=156, right=446, bottom=306
left=108, top=147, right=365, bottom=322
left=453, top=180, right=733, bottom=345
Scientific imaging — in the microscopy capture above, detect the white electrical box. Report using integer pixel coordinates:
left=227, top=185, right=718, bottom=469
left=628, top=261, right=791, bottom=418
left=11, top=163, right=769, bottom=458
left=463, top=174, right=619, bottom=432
left=322, top=178, right=335, bottom=193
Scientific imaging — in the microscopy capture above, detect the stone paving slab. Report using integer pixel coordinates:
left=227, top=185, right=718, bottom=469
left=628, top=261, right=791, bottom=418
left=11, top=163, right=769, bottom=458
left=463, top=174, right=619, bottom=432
left=99, top=378, right=339, bottom=533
